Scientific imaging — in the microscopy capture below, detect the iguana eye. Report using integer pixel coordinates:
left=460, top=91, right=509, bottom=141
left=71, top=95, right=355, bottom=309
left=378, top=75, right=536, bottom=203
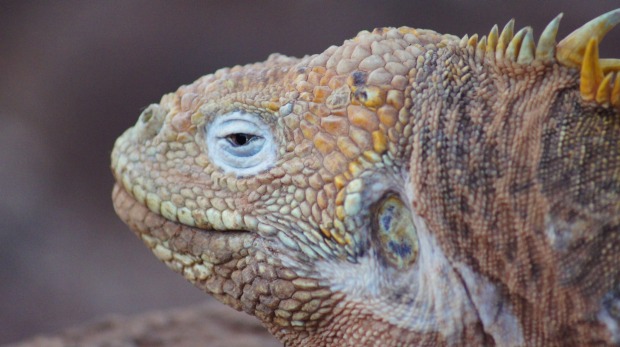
left=206, top=112, right=277, bottom=176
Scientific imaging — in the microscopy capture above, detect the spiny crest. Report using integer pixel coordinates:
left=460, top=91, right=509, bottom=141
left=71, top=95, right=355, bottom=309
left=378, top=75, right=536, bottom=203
left=460, top=9, right=620, bottom=109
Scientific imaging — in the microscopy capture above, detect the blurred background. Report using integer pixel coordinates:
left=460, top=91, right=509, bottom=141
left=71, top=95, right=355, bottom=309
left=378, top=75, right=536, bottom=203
left=1, top=1, right=619, bottom=344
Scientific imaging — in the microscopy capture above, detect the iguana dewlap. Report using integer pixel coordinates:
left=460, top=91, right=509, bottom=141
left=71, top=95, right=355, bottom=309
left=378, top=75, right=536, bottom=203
left=112, top=10, right=620, bottom=346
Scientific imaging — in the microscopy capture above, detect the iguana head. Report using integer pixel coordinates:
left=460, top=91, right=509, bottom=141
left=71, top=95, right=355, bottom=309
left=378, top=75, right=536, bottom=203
left=112, top=10, right=620, bottom=346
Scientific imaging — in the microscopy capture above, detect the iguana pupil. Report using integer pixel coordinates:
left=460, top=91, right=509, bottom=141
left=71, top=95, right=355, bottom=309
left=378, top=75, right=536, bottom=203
left=226, top=133, right=256, bottom=147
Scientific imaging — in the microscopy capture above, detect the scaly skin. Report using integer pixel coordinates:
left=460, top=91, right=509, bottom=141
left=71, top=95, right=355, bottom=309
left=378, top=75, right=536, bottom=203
left=112, top=11, right=620, bottom=346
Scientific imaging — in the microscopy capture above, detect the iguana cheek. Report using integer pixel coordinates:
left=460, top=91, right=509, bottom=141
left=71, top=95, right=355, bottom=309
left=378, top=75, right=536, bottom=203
left=113, top=183, right=341, bottom=330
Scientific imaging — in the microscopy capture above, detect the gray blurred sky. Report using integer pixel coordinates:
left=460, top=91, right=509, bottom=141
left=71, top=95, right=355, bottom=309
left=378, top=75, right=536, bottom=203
left=1, top=1, right=619, bottom=344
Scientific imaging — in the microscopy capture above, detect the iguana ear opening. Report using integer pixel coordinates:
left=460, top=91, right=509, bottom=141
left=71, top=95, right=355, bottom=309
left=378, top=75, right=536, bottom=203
left=372, top=195, right=419, bottom=270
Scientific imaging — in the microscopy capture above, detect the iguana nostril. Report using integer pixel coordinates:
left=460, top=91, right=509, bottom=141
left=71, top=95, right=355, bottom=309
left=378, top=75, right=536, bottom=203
left=131, top=103, right=167, bottom=142
left=140, top=110, right=153, bottom=123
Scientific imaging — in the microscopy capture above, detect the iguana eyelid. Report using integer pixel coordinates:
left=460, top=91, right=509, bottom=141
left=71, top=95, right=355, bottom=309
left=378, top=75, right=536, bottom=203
left=205, top=111, right=277, bottom=176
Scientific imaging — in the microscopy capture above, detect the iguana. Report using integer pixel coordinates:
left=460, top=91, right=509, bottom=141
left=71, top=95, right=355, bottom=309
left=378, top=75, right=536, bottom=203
left=111, top=10, right=620, bottom=346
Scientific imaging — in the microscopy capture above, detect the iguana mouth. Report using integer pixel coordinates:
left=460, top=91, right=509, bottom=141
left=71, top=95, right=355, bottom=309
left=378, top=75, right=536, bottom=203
left=112, top=183, right=257, bottom=283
